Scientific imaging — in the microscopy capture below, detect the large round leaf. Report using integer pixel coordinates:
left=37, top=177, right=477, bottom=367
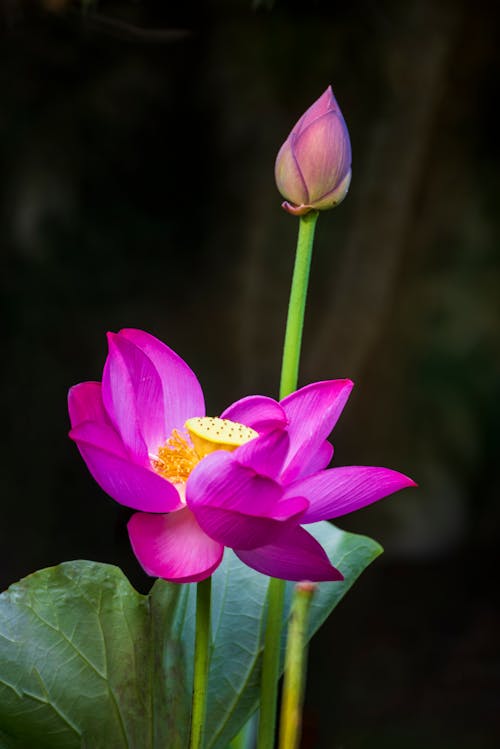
left=0, top=562, right=191, bottom=749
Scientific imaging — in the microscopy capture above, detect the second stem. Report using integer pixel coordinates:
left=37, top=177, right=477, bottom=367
left=190, top=576, right=212, bottom=749
left=258, top=210, right=319, bottom=749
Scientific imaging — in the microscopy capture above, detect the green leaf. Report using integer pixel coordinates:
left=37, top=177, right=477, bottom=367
left=203, top=521, right=382, bottom=749
left=0, top=561, right=192, bottom=749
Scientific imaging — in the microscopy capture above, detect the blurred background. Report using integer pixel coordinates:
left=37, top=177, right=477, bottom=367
left=1, top=0, right=499, bottom=746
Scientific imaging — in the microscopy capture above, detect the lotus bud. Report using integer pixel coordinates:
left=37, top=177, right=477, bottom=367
left=275, top=86, right=352, bottom=216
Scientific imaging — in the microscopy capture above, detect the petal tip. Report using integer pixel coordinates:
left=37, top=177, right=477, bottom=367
left=106, top=330, right=119, bottom=349
left=281, top=201, right=313, bottom=216
left=331, top=566, right=344, bottom=582
left=118, top=327, right=139, bottom=336
left=117, top=328, right=151, bottom=347
left=395, top=471, right=418, bottom=490
left=128, top=509, right=224, bottom=583
left=322, top=84, right=335, bottom=105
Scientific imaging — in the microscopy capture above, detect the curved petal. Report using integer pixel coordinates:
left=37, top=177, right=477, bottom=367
left=295, top=113, right=351, bottom=202
left=186, top=451, right=307, bottom=549
left=234, top=429, right=290, bottom=479
left=297, top=440, right=334, bottom=479
left=287, top=466, right=417, bottom=524
left=189, top=498, right=307, bottom=550
left=102, top=333, right=164, bottom=463
left=275, top=140, right=309, bottom=206
left=311, top=169, right=351, bottom=210
left=235, top=525, right=344, bottom=582
left=280, top=380, right=354, bottom=483
left=187, top=451, right=281, bottom=515
left=120, top=328, right=205, bottom=433
left=70, top=428, right=182, bottom=512
left=281, top=201, right=315, bottom=217
left=221, top=395, right=288, bottom=434
left=70, top=420, right=128, bottom=458
left=128, top=508, right=223, bottom=583
left=68, top=381, right=109, bottom=428
left=293, top=86, right=338, bottom=135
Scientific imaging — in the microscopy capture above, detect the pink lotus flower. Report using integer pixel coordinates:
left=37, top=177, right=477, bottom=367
left=69, top=329, right=414, bottom=583
left=275, top=86, right=352, bottom=216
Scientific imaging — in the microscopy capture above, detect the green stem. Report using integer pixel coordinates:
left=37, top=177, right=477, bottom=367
left=190, top=576, right=212, bottom=749
left=278, top=583, right=316, bottom=749
left=257, top=577, right=286, bottom=749
left=279, top=211, right=319, bottom=400
left=257, top=210, right=319, bottom=749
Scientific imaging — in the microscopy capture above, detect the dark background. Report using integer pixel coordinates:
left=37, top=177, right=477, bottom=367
left=1, top=1, right=499, bottom=747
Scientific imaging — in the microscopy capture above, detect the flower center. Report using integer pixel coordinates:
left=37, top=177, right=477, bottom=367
left=185, top=417, right=258, bottom=458
left=152, top=417, right=258, bottom=484
left=152, top=430, right=199, bottom=484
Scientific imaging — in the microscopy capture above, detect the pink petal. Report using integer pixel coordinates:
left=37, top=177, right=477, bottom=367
left=102, top=333, right=164, bottom=463
left=274, top=140, right=309, bottom=206
left=235, top=525, right=344, bottom=582
left=120, top=328, right=205, bottom=433
left=128, top=508, right=224, bottom=583
left=310, top=169, right=352, bottom=211
left=70, top=429, right=182, bottom=512
left=280, top=201, right=315, bottom=217
left=186, top=451, right=308, bottom=549
left=70, top=420, right=128, bottom=457
left=297, top=440, right=334, bottom=478
left=189, top=499, right=307, bottom=551
left=293, top=86, right=338, bottom=135
left=295, top=112, right=351, bottom=203
left=280, top=380, right=354, bottom=483
left=188, top=451, right=280, bottom=515
left=288, top=466, right=417, bottom=524
left=220, top=395, right=288, bottom=434
left=234, top=429, right=290, bottom=479
left=68, top=381, right=109, bottom=428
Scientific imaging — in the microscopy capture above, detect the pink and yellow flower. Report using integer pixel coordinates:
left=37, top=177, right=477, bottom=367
left=69, top=329, right=414, bottom=583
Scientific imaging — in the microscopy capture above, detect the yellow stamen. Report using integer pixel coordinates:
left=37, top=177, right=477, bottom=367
left=151, top=417, right=258, bottom=483
left=185, top=417, right=258, bottom=458
left=152, top=429, right=199, bottom=483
